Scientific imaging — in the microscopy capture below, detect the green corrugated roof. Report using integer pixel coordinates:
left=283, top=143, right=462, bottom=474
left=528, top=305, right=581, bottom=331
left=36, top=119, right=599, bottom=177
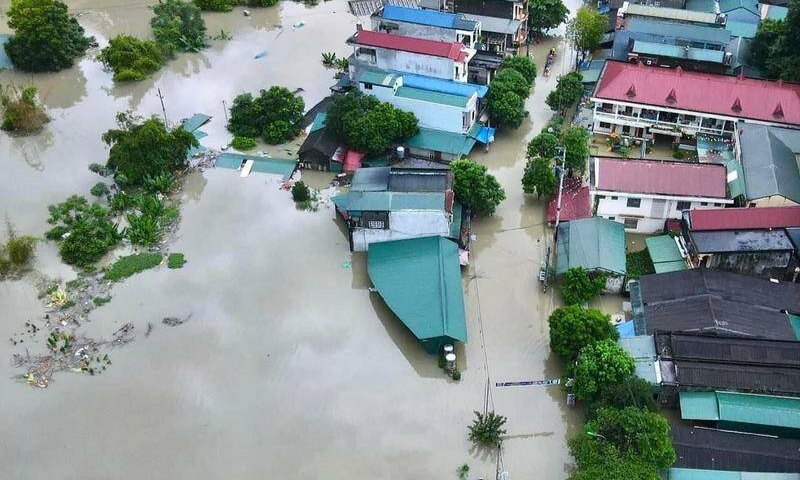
left=717, top=392, right=800, bottom=429
left=790, top=314, right=800, bottom=340
left=309, top=112, right=327, bottom=133
left=332, top=191, right=445, bottom=212
left=396, top=86, right=469, bottom=108
left=368, top=236, right=467, bottom=350
left=556, top=217, right=626, bottom=276
left=632, top=41, right=726, bottom=63
left=654, top=260, right=689, bottom=273
left=360, top=71, right=399, bottom=86
left=726, top=20, right=759, bottom=39
left=680, top=391, right=721, bottom=420
left=404, top=128, right=476, bottom=156
left=449, top=202, right=462, bottom=239
left=646, top=235, right=687, bottom=273
left=725, top=158, right=747, bottom=198
left=669, top=468, right=800, bottom=480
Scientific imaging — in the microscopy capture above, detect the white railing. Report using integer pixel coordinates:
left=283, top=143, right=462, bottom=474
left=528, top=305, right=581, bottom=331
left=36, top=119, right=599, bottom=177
left=593, top=111, right=731, bottom=136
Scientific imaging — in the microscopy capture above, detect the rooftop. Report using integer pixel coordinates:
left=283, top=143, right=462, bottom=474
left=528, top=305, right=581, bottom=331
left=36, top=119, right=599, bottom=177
left=655, top=331, right=800, bottom=368
left=624, top=17, right=732, bottom=45
left=546, top=178, right=591, bottom=223
left=594, top=157, right=729, bottom=199
left=738, top=123, right=800, bottom=204
left=593, top=61, right=800, bottom=127
left=686, top=206, right=800, bottom=231
left=556, top=217, right=627, bottom=276
left=351, top=29, right=468, bottom=62
left=395, top=86, right=470, bottom=108
left=619, top=3, right=721, bottom=25
left=645, top=235, right=687, bottom=273
left=388, top=70, right=488, bottom=98
left=332, top=191, right=445, bottom=212
left=631, top=41, right=726, bottom=64
left=403, top=127, right=476, bottom=156
left=379, top=5, right=477, bottom=31
left=719, top=0, right=759, bottom=15
left=463, top=14, right=522, bottom=35
left=680, top=391, right=800, bottom=429
left=688, top=229, right=796, bottom=253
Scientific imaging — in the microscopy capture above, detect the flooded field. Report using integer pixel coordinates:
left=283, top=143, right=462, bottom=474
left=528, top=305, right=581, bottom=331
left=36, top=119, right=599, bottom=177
left=0, top=1, right=581, bottom=478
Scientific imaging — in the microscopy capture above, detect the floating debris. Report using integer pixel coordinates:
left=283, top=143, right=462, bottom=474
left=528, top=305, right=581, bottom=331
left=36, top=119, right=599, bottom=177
left=162, top=314, right=191, bottom=327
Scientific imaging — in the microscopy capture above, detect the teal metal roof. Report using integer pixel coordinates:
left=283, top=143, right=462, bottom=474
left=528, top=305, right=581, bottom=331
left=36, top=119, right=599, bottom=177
left=669, top=468, right=800, bottom=480
left=632, top=41, right=726, bottom=63
left=449, top=202, right=463, bottom=239
left=719, top=0, right=759, bottom=15
left=404, top=128, right=476, bottom=156
left=726, top=21, right=759, bottom=39
left=725, top=158, right=747, bottom=198
left=679, top=391, right=800, bottom=429
left=181, top=113, right=211, bottom=133
left=0, top=35, right=12, bottom=69
left=618, top=335, right=659, bottom=386
left=332, top=191, right=445, bottom=212
left=309, top=112, right=327, bottom=133
left=685, top=0, right=717, bottom=13
left=556, top=217, right=626, bottom=276
left=359, top=71, right=399, bottom=87
left=646, top=235, right=687, bottom=273
left=368, top=236, right=467, bottom=348
left=215, top=153, right=297, bottom=180
left=396, top=86, right=469, bottom=108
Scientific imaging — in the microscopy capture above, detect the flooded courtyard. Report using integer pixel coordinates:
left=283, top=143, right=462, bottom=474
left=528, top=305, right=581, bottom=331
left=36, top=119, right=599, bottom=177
left=0, top=1, right=581, bottom=478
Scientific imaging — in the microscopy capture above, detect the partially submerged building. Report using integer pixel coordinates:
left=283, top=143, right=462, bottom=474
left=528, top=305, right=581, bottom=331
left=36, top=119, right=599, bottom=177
left=452, top=0, right=528, bottom=54
left=555, top=217, right=627, bottom=292
left=367, top=236, right=467, bottom=354
left=372, top=5, right=481, bottom=48
left=590, top=157, right=732, bottom=233
left=298, top=113, right=345, bottom=171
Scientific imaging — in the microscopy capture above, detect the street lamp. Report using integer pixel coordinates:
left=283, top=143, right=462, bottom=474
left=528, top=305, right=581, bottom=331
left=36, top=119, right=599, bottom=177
left=586, top=430, right=607, bottom=440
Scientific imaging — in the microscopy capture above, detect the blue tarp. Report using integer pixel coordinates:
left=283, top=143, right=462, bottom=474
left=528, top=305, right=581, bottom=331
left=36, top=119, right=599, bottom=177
left=0, top=35, right=12, bottom=70
left=474, top=126, right=495, bottom=145
left=616, top=321, right=636, bottom=338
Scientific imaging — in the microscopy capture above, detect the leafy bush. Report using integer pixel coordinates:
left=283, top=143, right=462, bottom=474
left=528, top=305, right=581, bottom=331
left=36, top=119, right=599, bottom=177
left=451, top=160, right=506, bottom=216
left=144, top=172, right=177, bottom=194
left=527, top=132, right=559, bottom=159
left=99, top=35, right=166, bottom=82
left=291, top=181, right=311, bottom=202
left=244, top=0, right=278, bottom=6
left=561, top=267, right=605, bottom=305
left=325, top=91, right=418, bottom=155
left=0, top=85, right=49, bottom=133
left=467, top=411, right=507, bottom=448
left=227, top=87, right=305, bottom=144
left=102, top=113, right=197, bottom=187
left=573, top=340, right=635, bottom=401
left=672, top=150, right=685, bottom=160
left=150, top=0, right=207, bottom=54
left=546, top=72, right=584, bottom=113
left=125, top=194, right=168, bottom=246
left=167, top=252, right=187, bottom=269
left=89, top=163, right=112, bottom=177
left=231, top=136, right=257, bottom=151
left=321, top=52, right=337, bottom=67
left=90, top=182, right=109, bottom=197
left=109, top=192, right=134, bottom=212
left=522, top=156, right=556, bottom=198
left=46, top=195, right=122, bottom=267
left=548, top=305, right=617, bottom=362
left=93, top=296, right=112, bottom=306
left=4, top=0, right=92, bottom=72
left=626, top=248, right=654, bottom=280
left=0, top=223, right=37, bottom=276
left=104, top=253, right=163, bottom=281
left=500, top=56, right=537, bottom=85
left=568, top=434, right=661, bottom=480
left=194, top=0, right=234, bottom=11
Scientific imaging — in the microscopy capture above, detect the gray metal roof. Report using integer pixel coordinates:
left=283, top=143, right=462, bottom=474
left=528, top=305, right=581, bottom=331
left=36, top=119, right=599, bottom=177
left=351, top=167, right=391, bottom=192
left=463, top=14, right=521, bottom=35
left=739, top=123, right=800, bottom=204
left=625, top=18, right=731, bottom=44
left=387, top=170, right=449, bottom=192
left=689, top=229, right=796, bottom=253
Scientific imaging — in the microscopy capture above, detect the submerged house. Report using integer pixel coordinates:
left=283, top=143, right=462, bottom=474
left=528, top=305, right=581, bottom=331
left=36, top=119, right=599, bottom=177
left=297, top=113, right=345, bottom=171
left=332, top=164, right=462, bottom=252
left=367, top=236, right=467, bottom=354
left=555, top=217, right=627, bottom=292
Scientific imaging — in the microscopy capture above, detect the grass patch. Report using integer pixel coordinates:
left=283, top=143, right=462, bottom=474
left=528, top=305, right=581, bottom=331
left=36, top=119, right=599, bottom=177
left=93, top=296, right=112, bottom=306
left=105, top=253, right=163, bottom=281
left=167, top=253, right=186, bottom=269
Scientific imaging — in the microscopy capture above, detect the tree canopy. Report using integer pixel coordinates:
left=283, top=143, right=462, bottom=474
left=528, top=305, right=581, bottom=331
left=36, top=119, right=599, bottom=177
left=488, top=59, right=535, bottom=130
left=500, top=56, right=538, bottom=86
left=488, top=90, right=526, bottom=130
left=585, top=407, right=676, bottom=470
left=561, top=266, right=605, bottom=305
left=227, top=86, right=305, bottom=144
left=4, top=0, right=93, bottom=72
left=194, top=0, right=279, bottom=10
left=491, top=68, right=532, bottom=100
left=749, top=0, right=800, bottom=81
left=568, top=7, right=606, bottom=68
left=522, top=157, right=557, bottom=198
left=568, top=434, right=661, bottom=480
left=548, top=306, right=617, bottom=362
left=546, top=72, right=584, bottom=113
left=573, top=340, right=635, bottom=401
left=527, top=132, right=559, bottom=159
left=451, top=160, right=506, bottom=216
left=562, top=125, right=591, bottom=173
left=528, top=0, right=569, bottom=36
left=151, top=0, right=207, bottom=53
left=594, top=377, right=658, bottom=414
left=102, top=113, right=198, bottom=187
left=45, top=195, right=122, bottom=267
left=325, top=91, right=418, bottom=155
left=99, top=35, right=166, bottom=82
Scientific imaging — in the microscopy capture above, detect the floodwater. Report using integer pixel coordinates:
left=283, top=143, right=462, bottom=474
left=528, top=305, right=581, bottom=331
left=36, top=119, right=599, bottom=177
left=0, top=1, right=581, bottom=478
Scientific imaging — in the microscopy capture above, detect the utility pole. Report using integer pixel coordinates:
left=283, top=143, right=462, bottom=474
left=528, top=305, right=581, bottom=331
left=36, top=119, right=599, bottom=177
left=156, top=88, right=168, bottom=127
left=222, top=99, right=229, bottom=123
left=554, top=145, right=567, bottom=232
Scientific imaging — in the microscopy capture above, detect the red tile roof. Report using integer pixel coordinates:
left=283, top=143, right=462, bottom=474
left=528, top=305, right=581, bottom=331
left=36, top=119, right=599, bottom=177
left=595, top=157, right=728, bottom=198
left=352, top=30, right=468, bottom=62
left=688, top=206, right=800, bottom=231
left=593, top=61, right=800, bottom=127
left=546, top=178, right=591, bottom=223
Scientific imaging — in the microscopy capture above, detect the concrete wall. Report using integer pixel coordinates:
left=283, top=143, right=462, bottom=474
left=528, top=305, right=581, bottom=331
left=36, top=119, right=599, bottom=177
left=595, top=194, right=727, bottom=233
left=355, top=47, right=467, bottom=82
left=751, top=195, right=799, bottom=207
left=371, top=19, right=477, bottom=48
left=405, top=146, right=462, bottom=162
left=352, top=211, right=451, bottom=251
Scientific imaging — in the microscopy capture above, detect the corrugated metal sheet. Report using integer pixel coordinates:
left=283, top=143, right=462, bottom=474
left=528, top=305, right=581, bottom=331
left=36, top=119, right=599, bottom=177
left=646, top=235, right=685, bottom=269
left=215, top=153, right=297, bottom=180
left=449, top=202, right=462, bottom=239
left=632, top=41, right=725, bottom=63
left=462, top=14, right=521, bottom=35
left=680, top=391, right=721, bottom=420
left=556, top=217, right=626, bottom=276
left=367, top=236, right=467, bottom=353
left=738, top=124, right=800, bottom=204
left=618, top=335, right=659, bottom=385
left=352, top=30, right=467, bottom=62
left=404, top=127, right=476, bottom=156
left=726, top=20, right=759, bottom=39
left=309, top=113, right=327, bottom=133
left=688, top=206, right=800, bottom=231
left=623, top=3, right=719, bottom=24
left=180, top=113, right=211, bottom=133
left=359, top=71, right=399, bottom=87
left=396, top=86, right=469, bottom=107
left=717, top=391, right=800, bottom=429
left=595, top=157, right=729, bottom=199
left=392, top=70, right=488, bottom=98
left=689, top=229, right=795, bottom=253
left=669, top=468, right=800, bottom=480
left=381, top=5, right=477, bottom=31
left=333, top=191, right=445, bottom=212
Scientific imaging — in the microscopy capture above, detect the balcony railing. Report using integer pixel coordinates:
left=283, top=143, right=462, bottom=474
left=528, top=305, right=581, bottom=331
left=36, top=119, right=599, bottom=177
left=593, top=111, right=731, bottom=136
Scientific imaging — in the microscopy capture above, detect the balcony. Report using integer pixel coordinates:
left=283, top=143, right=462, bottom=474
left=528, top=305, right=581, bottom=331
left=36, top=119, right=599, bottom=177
left=593, top=111, right=731, bottom=137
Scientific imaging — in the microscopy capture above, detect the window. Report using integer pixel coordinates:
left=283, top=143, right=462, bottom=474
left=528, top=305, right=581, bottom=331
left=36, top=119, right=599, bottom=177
left=608, top=216, right=616, bottom=221
left=624, top=218, right=639, bottom=229
left=363, top=83, right=372, bottom=90
left=599, top=122, right=611, bottom=129
left=611, top=196, right=618, bottom=200
left=676, top=201, right=691, bottom=211
left=596, top=195, right=604, bottom=200
left=701, top=202, right=708, bottom=206
left=626, top=197, right=641, bottom=208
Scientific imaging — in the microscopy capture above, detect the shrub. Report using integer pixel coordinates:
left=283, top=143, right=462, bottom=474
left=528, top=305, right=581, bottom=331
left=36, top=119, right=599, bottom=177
left=90, top=182, right=109, bottom=197
left=672, top=150, right=685, bottom=160
left=99, top=35, right=166, bottom=82
left=1, top=85, right=48, bottom=133
left=194, top=0, right=234, bottom=11
left=0, top=223, right=37, bottom=276
left=150, top=0, right=207, bottom=54
left=291, top=181, right=311, bottom=202
left=451, top=160, right=506, bottom=216
left=568, top=435, right=661, bottom=480
left=548, top=305, right=617, bottom=362
left=144, top=172, right=177, bottom=194
left=561, top=267, right=605, bottom=305
left=167, top=252, right=187, bottom=268
left=527, top=132, right=559, bottom=159
left=626, top=248, right=654, bottom=280
left=593, top=376, right=658, bottom=414
left=93, top=296, right=112, bottom=306
left=231, top=136, right=256, bottom=151
left=585, top=407, right=676, bottom=469
left=545, top=72, right=584, bottom=113
left=46, top=195, right=122, bottom=267
left=573, top=340, right=635, bottom=401
left=125, top=194, right=168, bottom=246
left=467, top=411, right=507, bottom=448
left=104, top=253, right=163, bottom=281
left=4, top=0, right=92, bottom=72
left=244, top=0, right=278, bottom=6
left=227, top=87, right=305, bottom=145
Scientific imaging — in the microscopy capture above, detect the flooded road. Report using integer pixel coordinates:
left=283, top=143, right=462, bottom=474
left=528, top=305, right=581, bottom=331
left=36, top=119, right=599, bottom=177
left=1, top=2, right=579, bottom=478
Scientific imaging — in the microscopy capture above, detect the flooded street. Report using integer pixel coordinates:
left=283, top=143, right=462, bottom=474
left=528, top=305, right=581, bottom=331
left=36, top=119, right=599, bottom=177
left=1, top=2, right=580, bottom=478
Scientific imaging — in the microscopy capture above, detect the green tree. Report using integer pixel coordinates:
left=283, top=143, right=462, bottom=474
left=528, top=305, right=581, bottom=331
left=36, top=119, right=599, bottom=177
left=528, top=0, right=569, bottom=36
left=451, top=160, right=506, bottom=216
left=325, top=91, right=418, bottom=155
left=488, top=90, right=525, bottom=130
left=562, top=125, right=591, bottom=173
left=749, top=0, right=800, bottom=81
left=102, top=113, right=198, bottom=187
left=4, top=0, right=92, bottom=72
left=568, top=435, right=661, bottom=480
left=568, top=7, right=606, bottom=68
left=561, top=266, right=605, bottom=305
left=99, top=35, right=166, bottom=82
left=573, top=340, right=635, bottom=401
left=626, top=248, right=655, bottom=280
left=150, top=0, right=207, bottom=54
left=522, top=157, right=557, bottom=198
left=491, top=68, right=531, bottom=99
left=548, top=305, right=617, bottom=362
left=500, top=56, right=537, bottom=86
left=45, top=195, right=122, bottom=266
left=585, top=407, right=676, bottom=470
left=527, top=132, right=559, bottom=159
left=227, top=86, right=305, bottom=144
left=467, top=411, right=507, bottom=448
left=594, top=377, right=658, bottom=414
left=546, top=72, right=584, bottom=113
left=194, top=0, right=234, bottom=11
left=291, top=181, right=311, bottom=202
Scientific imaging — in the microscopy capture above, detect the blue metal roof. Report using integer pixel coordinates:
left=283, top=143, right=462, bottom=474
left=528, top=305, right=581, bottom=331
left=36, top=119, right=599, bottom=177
left=381, top=5, right=477, bottom=31
left=387, top=70, right=488, bottom=98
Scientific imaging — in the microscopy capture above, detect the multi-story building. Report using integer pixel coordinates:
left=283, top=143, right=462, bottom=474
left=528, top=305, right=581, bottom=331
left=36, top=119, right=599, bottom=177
left=452, top=0, right=528, bottom=54
left=591, top=60, right=800, bottom=142
left=590, top=157, right=733, bottom=233
left=372, top=5, right=480, bottom=49
left=616, top=2, right=727, bottom=27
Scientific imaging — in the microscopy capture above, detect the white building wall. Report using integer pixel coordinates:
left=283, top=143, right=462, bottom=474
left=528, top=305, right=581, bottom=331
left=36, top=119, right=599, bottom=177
left=355, top=47, right=467, bottom=81
left=352, top=211, right=451, bottom=251
left=594, top=193, right=729, bottom=234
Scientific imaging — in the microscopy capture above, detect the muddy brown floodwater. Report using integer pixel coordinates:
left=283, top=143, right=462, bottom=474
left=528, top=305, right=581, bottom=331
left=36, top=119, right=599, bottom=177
left=0, top=1, right=582, bottom=478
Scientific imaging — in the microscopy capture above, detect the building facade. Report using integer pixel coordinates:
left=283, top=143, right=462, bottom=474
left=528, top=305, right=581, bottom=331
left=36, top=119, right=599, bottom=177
left=372, top=5, right=480, bottom=49
left=452, top=0, right=528, bottom=54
